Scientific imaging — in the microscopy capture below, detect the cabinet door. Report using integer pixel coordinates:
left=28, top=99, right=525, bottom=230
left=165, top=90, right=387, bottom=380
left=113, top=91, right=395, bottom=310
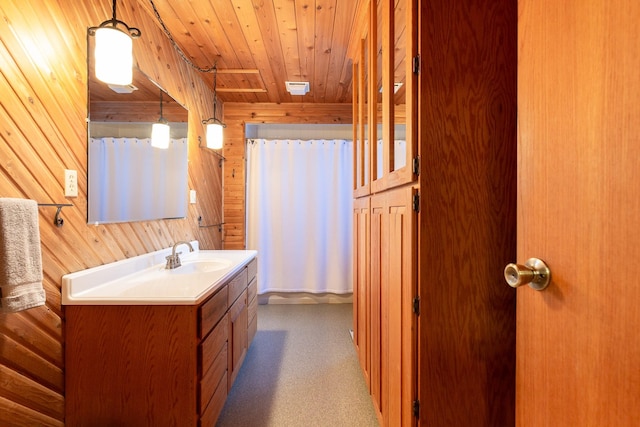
left=371, top=185, right=417, bottom=426
left=354, top=14, right=371, bottom=198
left=227, top=289, right=248, bottom=390
left=371, top=0, right=416, bottom=194
left=370, top=193, right=384, bottom=417
left=353, top=196, right=371, bottom=385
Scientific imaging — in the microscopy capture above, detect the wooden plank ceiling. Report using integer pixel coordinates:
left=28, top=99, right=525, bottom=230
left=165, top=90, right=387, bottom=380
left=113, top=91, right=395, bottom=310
left=136, top=0, right=366, bottom=104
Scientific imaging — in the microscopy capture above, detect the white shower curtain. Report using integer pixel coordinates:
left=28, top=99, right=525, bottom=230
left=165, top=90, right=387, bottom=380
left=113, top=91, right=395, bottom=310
left=246, top=139, right=353, bottom=295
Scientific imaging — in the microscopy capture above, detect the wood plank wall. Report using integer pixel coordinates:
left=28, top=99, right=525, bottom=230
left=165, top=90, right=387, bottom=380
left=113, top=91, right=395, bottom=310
left=0, top=1, right=222, bottom=425
left=222, top=103, right=353, bottom=249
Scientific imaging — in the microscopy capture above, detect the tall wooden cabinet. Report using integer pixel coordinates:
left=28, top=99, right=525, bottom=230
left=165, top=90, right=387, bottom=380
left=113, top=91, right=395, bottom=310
left=352, top=1, right=517, bottom=426
left=352, top=1, right=418, bottom=425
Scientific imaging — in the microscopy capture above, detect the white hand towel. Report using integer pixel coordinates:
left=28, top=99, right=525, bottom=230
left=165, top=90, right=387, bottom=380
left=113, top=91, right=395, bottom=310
left=0, top=198, right=46, bottom=313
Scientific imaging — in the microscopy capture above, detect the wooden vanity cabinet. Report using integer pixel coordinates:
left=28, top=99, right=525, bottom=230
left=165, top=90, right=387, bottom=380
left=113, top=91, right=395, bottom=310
left=65, top=259, right=258, bottom=426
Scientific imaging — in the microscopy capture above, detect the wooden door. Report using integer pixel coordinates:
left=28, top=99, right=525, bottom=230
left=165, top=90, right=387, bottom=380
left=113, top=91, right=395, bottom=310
left=517, top=0, right=640, bottom=425
left=370, top=0, right=416, bottom=195
left=371, top=185, right=417, bottom=426
left=384, top=186, right=417, bottom=426
left=370, top=193, right=384, bottom=419
left=353, top=196, right=371, bottom=385
left=227, top=290, right=248, bottom=390
left=353, top=5, right=371, bottom=199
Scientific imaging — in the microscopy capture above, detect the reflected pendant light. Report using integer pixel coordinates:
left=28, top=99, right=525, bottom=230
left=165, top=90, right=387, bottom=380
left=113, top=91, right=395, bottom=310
left=201, top=66, right=226, bottom=150
left=151, top=90, right=170, bottom=149
left=88, top=0, right=141, bottom=86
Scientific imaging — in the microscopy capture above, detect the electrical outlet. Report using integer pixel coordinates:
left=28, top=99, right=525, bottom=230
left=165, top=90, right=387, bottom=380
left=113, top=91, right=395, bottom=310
left=65, top=169, right=78, bottom=197
left=189, top=190, right=197, bottom=204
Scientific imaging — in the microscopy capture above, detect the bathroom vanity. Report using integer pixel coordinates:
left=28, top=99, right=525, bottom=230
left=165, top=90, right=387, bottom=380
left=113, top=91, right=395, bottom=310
left=62, top=245, right=257, bottom=426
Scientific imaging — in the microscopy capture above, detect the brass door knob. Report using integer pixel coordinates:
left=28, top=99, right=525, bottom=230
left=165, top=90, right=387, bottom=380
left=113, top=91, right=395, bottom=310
left=504, top=258, right=551, bottom=291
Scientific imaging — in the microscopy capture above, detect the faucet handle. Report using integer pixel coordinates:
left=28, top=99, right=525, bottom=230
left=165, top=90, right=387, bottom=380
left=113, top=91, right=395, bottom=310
left=165, top=253, right=182, bottom=269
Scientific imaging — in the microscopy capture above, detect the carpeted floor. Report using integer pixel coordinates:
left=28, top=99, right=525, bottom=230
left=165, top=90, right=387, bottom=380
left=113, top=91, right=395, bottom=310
left=216, top=303, right=379, bottom=427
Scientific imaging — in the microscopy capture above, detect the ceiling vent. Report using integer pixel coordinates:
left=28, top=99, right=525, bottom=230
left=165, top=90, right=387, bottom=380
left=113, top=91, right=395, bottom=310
left=108, top=83, right=138, bottom=94
left=285, top=81, right=310, bottom=96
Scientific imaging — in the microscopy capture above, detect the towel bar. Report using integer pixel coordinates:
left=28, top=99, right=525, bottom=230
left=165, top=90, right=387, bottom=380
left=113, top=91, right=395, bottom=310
left=38, top=203, right=72, bottom=227
left=198, top=216, right=224, bottom=232
left=198, top=137, right=226, bottom=167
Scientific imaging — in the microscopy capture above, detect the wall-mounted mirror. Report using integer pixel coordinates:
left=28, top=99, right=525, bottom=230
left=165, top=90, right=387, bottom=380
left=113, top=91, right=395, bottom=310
left=87, top=37, right=189, bottom=224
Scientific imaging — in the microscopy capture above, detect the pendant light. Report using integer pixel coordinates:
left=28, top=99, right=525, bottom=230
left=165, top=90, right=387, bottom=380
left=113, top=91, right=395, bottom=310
left=88, top=0, right=141, bottom=86
left=151, top=90, right=170, bottom=149
left=201, top=66, right=226, bottom=150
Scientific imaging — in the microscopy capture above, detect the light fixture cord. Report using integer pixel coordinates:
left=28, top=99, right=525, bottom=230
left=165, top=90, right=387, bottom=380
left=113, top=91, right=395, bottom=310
left=148, top=0, right=216, bottom=73
left=159, top=90, right=164, bottom=118
left=111, top=0, right=117, bottom=21
left=213, top=66, right=218, bottom=120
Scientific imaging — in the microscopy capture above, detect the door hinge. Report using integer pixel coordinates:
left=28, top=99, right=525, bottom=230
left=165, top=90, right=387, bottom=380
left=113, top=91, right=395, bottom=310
left=412, top=156, right=420, bottom=176
left=413, top=399, right=420, bottom=418
left=412, top=296, right=420, bottom=315
left=412, top=55, right=420, bottom=74
left=412, top=193, right=420, bottom=213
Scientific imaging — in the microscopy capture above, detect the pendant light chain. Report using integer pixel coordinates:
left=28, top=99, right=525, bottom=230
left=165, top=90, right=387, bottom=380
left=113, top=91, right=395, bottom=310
left=203, top=65, right=225, bottom=127
left=213, top=66, right=218, bottom=120
left=148, top=0, right=216, bottom=73
left=111, top=0, right=117, bottom=22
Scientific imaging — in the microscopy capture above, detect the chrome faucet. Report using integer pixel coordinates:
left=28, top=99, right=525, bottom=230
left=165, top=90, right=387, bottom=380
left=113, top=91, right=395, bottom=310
left=165, top=241, right=194, bottom=269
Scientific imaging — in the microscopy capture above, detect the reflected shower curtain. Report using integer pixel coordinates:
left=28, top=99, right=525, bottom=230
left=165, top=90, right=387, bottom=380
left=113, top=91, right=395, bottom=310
left=246, top=139, right=353, bottom=294
left=88, top=137, right=188, bottom=223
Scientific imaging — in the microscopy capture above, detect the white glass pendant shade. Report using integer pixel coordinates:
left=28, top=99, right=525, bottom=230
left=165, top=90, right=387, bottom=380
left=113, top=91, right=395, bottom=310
left=206, top=123, right=224, bottom=149
left=151, top=122, right=170, bottom=149
left=95, top=27, right=133, bottom=85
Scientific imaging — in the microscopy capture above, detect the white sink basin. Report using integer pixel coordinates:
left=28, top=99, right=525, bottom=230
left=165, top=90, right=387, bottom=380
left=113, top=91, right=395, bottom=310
left=62, top=245, right=257, bottom=305
left=166, top=258, right=233, bottom=275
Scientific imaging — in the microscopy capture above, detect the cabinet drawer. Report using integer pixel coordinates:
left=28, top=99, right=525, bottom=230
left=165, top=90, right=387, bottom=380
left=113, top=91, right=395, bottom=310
left=200, top=314, right=228, bottom=375
left=247, top=277, right=257, bottom=306
left=247, top=258, right=257, bottom=283
left=227, top=269, right=248, bottom=307
left=200, top=366, right=227, bottom=426
left=228, top=289, right=247, bottom=321
left=200, top=286, right=228, bottom=339
left=200, top=342, right=227, bottom=411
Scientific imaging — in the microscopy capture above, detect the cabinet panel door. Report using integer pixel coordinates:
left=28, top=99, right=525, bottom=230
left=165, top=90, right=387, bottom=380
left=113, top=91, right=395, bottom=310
left=371, top=186, right=417, bottom=426
left=227, top=289, right=248, bottom=390
left=353, top=196, right=371, bottom=385
left=370, top=195, right=384, bottom=417
left=386, top=186, right=417, bottom=426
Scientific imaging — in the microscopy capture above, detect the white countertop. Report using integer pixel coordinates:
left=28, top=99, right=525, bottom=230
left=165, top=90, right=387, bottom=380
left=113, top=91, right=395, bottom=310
left=62, top=243, right=257, bottom=305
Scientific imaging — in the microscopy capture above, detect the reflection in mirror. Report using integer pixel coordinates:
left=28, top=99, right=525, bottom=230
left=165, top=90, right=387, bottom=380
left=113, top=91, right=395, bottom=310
left=88, top=38, right=189, bottom=224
